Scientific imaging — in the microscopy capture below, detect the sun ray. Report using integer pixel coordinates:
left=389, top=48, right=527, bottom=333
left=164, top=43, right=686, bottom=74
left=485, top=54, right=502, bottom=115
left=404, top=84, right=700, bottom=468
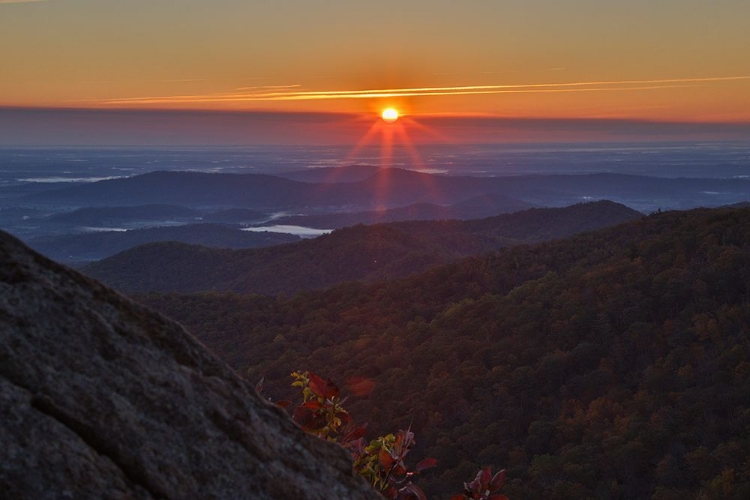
left=394, top=123, right=424, bottom=171
left=393, top=121, right=445, bottom=204
left=399, top=116, right=453, bottom=145
left=376, top=112, right=396, bottom=210
left=340, top=107, right=453, bottom=211
left=345, top=119, right=384, bottom=164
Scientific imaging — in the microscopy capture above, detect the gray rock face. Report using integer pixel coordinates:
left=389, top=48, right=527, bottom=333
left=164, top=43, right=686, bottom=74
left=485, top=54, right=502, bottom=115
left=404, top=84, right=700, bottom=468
left=0, top=231, right=380, bottom=500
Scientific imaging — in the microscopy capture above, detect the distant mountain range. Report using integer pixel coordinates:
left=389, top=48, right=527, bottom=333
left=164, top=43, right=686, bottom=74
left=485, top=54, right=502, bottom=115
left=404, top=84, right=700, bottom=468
left=24, top=168, right=530, bottom=211
left=267, top=193, right=534, bottom=229
left=275, top=164, right=384, bottom=183
left=84, top=201, right=641, bottom=294
left=29, top=223, right=299, bottom=262
left=44, top=204, right=202, bottom=226
left=10, top=166, right=750, bottom=267
left=24, top=167, right=750, bottom=213
left=200, top=208, right=269, bottom=224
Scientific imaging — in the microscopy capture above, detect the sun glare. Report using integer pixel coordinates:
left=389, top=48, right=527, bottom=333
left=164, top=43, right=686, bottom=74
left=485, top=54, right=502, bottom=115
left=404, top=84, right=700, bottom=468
left=381, top=108, right=399, bottom=123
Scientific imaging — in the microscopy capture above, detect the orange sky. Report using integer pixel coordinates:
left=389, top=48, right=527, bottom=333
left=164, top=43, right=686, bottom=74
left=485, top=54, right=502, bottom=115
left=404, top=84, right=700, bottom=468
left=1, top=0, right=749, bottom=144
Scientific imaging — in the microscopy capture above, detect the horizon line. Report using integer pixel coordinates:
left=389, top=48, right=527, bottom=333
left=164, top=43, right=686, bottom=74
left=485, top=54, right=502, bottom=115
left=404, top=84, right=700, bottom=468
left=2, top=105, right=750, bottom=126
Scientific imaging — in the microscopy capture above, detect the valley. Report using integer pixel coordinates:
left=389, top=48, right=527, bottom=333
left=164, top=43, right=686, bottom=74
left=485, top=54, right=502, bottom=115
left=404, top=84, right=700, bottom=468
left=2, top=146, right=750, bottom=499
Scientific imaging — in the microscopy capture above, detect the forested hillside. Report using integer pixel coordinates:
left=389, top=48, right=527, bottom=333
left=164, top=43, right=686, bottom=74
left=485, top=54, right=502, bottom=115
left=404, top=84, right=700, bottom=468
left=85, top=201, right=640, bottom=294
left=143, top=207, right=750, bottom=499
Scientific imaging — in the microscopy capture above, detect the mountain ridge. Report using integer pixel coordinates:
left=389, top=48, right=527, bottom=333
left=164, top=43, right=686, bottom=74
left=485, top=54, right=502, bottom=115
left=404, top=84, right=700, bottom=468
left=84, top=200, right=641, bottom=294
left=24, top=168, right=750, bottom=212
left=265, top=193, right=534, bottom=229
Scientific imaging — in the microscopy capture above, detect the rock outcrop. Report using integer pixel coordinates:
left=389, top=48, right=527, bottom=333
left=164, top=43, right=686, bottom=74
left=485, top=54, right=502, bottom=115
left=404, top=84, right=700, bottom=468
left=0, top=230, right=380, bottom=499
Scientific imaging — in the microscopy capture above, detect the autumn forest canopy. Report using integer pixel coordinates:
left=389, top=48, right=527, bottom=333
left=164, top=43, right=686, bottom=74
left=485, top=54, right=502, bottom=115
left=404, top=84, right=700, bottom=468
left=142, top=206, right=750, bottom=499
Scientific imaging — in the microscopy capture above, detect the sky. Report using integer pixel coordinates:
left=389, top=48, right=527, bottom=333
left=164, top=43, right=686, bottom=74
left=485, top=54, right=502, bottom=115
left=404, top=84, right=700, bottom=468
left=2, top=0, right=750, bottom=145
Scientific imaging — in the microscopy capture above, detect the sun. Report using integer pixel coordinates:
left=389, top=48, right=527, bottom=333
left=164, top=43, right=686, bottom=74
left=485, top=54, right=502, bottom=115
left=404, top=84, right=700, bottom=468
left=381, top=107, right=399, bottom=123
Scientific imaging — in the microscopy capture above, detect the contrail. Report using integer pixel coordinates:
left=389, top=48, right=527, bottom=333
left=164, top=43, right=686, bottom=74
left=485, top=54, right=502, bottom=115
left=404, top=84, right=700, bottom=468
left=95, top=75, right=750, bottom=106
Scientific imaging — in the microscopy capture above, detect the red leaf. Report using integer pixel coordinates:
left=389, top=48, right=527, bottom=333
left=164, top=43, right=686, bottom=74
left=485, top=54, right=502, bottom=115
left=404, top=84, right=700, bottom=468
left=274, top=399, right=293, bottom=409
left=300, top=400, right=323, bottom=410
left=292, top=405, right=315, bottom=425
left=342, top=424, right=367, bottom=443
left=478, top=467, right=492, bottom=488
left=466, top=474, right=481, bottom=492
left=383, top=485, right=398, bottom=499
left=489, top=470, right=506, bottom=490
left=307, top=372, right=339, bottom=399
left=415, top=457, right=438, bottom=473
left=394, top=429, right=415, bottom=455
left=379, top=448, right=396, bottom=469
left=292, top=405, right=325, bottom=430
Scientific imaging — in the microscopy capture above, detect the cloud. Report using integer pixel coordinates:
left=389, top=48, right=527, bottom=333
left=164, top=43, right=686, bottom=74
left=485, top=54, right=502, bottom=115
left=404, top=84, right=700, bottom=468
left=88, top=75, right=750, bottom=107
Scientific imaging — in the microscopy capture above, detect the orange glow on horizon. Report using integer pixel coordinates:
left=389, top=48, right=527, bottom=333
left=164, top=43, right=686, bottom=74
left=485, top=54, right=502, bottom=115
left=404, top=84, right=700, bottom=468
left=2, top=1, right=749, bottom=126
left=23, top=74, right=746, bottom=124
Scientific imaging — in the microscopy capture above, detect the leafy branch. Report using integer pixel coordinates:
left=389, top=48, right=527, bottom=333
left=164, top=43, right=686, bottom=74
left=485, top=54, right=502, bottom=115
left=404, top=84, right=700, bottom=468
left=286, top=371, right=436, bottom=499
left=261, top=371, right=510, bottom=499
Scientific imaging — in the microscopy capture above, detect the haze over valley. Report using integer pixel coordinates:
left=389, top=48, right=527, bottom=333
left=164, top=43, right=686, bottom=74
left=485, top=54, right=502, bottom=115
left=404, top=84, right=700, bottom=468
left=3, top=144, right=750, bottom=263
